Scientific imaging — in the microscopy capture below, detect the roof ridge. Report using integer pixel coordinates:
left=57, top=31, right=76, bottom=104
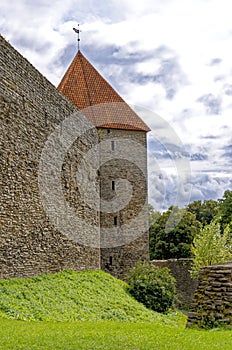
left=78, top=51, right=93, bottom=107
left=77, top=51, right=97, bottom=125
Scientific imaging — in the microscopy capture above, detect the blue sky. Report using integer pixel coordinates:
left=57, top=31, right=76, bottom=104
left=1, top=0, right=232, bottom=211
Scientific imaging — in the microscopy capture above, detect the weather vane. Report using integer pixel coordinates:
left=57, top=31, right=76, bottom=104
left=73, top=24, right=81, bottom=51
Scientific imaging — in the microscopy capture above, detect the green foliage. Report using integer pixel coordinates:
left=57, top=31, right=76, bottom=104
left=190, top=220, right=232, bottom=278
left=149, top=206, right=201, bottom=259
left=186, top=199, right=219, bottom=226
left=219, top=190, right=232, bottom=230
left=97, top=128, right=103, bottom=140
left=148, top=204, right=161, bottom=227
left=196, top=315, right=225, bottom=330
left=0, top=270, right=177, bottom=323
left=127, top=261, right=176, bottom=313
left=185, top=192, right=232, bottom=232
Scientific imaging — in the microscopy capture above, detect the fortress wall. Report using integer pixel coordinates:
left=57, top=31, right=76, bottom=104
left=0, top=35, right=100, bottom=278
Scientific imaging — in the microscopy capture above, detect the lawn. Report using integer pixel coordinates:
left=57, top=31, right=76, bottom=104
left=0, top=270, right=232, bottom=349
left=1, top=319, right=232, bottom=350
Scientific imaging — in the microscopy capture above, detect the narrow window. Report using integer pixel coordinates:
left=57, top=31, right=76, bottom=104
left=44, top=113, right=48, bottom=127
left=109, top=256, right=113, bottom=265
left=111, top=140, right=115, bottom=151
left=114, top=216, right=118, bottom=226
left=107, top=129, right=111, bottom=134
left=112, top=180, right=115, bottom=191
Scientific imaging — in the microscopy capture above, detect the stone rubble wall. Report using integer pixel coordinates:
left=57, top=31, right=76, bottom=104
left=187, top=264, right=232, bottom=327
left=0, top=35, right=101, bottom=278
left=151, top=259, right=198, bottom=308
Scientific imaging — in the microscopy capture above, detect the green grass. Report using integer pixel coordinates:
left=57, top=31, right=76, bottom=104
left=1, top=319, right=232, bottom=350
left=1, top=270, right=232, bottom=349
left=0, top=269, right=181, bottom=324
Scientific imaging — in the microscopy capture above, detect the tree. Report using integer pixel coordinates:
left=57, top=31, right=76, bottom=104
left=148, top=204, right=161, bottom=227
left=186, top=199, right=219, bottom=226
left=190, top=220, right=232, bottom=278
left=149, top=206, right=201, bottom=260
left=218, top=190, right=232, bottom=230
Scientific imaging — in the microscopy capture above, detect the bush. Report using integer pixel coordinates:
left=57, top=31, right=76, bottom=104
left=190, top=220, right=232, bottom=278
left=127, top=261, right=176, bottom=313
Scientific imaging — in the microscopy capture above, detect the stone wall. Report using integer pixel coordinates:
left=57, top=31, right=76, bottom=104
left=187, top=264, right=232, bottom=327
left=0, top=35, right=100, bottom=278
left=0, top=35, right=149, bottom=280
left=99, top=128, right=149, bottom=279
left=151, top=259, right=198, bottom=308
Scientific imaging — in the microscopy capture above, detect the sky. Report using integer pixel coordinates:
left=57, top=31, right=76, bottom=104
left=0, top=0, right=232, bottom=211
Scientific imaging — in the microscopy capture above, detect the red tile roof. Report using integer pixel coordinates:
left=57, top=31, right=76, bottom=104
left=57, top=50, right=150, bottom=132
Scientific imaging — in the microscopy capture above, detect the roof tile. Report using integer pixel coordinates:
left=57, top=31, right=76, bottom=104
left=58, top=50, right=150, bottom=132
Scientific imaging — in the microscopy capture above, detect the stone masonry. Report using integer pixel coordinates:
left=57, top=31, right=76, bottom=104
left=0, top=35, right=149, bottom=280
left=187, top=264, right=232, bottom=327
left=0, top=35, right=100, bottom=278
left=99, top=128, right=149, bottom=279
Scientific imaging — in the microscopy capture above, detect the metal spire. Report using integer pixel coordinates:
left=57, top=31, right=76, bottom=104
left=73, top=24, right=81, bottom=51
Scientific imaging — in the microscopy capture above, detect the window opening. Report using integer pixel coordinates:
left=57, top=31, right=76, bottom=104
left=114, top=216, right=118, bottom=226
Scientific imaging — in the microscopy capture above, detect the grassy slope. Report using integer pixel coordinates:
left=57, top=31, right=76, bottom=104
left=1, top=270, right=232, bottom=349
left=0, top=269, right=183, bottom=324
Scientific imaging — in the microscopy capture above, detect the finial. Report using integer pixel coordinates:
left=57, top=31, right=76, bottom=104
left=73, top=24, right=81, bottom=51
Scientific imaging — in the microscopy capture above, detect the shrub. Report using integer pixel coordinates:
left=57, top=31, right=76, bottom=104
left=190, top=220, right=232, bottom=278
left=127, top=261, right=176, bottom=313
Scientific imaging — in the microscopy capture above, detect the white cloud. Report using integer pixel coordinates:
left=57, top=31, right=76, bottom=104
left=0, top=0, right=232, bottom=209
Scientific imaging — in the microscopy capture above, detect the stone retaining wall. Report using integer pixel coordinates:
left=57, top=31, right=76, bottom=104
left=187, top=264, right=232, bottom=327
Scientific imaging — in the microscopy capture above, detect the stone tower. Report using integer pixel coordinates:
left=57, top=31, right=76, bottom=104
left=58, top=49, right=150, bottom=278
